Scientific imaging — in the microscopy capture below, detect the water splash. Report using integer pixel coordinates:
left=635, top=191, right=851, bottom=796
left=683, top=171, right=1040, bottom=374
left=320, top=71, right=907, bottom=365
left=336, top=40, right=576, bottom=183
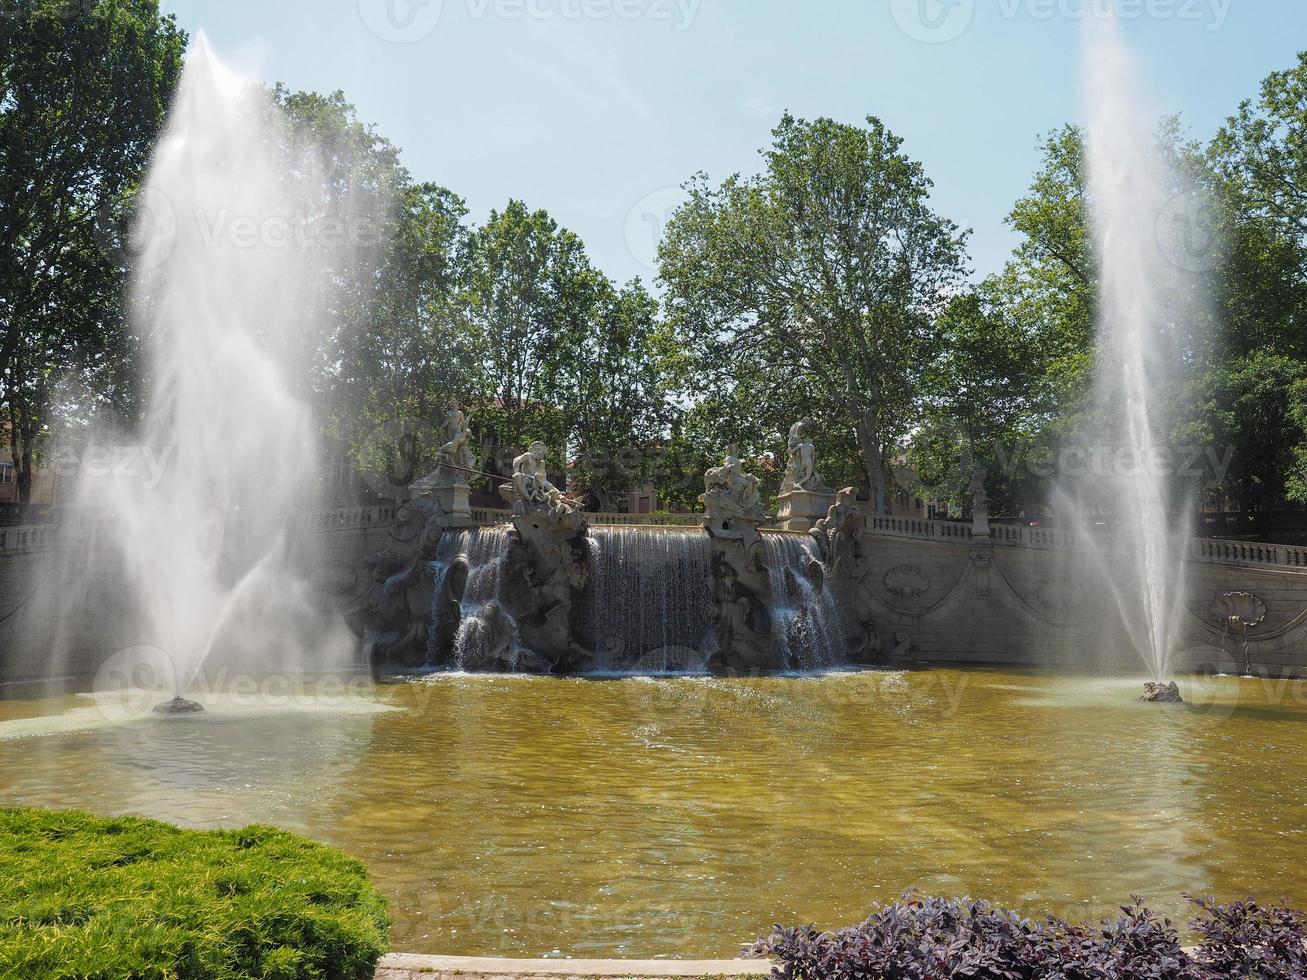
left=56, top=37, right=361, bottom=693
left=1069, top=13, right=1208, bottom=681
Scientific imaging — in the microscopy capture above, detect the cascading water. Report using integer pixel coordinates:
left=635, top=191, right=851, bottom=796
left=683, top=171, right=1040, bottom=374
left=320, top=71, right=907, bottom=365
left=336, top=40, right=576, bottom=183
left=427, top=527, right=518, bottom=670
left=1066, top=13, right=1210, bottom=683
left=61, top=37, right=360, bottom=700
left=586, top=527, right=714, bottom=672
left=425, top=522, right=851, bottom=674
left=762, top=532, right=843, bottom=670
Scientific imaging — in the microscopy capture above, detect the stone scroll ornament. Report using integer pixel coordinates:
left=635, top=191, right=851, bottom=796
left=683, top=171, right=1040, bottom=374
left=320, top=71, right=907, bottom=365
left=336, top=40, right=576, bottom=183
left=699, top=451, right=781, bottom=672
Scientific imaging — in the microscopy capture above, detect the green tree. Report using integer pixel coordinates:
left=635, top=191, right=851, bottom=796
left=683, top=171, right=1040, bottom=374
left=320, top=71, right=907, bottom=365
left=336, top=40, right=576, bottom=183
left=1202, top=350, right=1307, bottom=511
left=464, top=200, right=603, bottom=474
left=0, top=0, right=186, bottom=501
left=1212, top=51, right=1307, bottom=242
left=566, top=280, right=673, bottom=510
left=1206, top=53, right=1307, bottom=506
left=911, top=288, right=1049, bottom=514
left=658, top=114, right=969, bottom=511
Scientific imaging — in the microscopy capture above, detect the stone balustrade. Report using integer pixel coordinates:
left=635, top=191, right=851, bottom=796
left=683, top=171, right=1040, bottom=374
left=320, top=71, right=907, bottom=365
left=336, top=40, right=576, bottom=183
left=469, top=507, right=703, bottom=527
left=867, top=514, right=1307, bottom=574
left=7, top=505, right=1307, bottom=575
left=0, top=524, right=58, bottom=555
left=1190, top=537, right=1307, bottom=569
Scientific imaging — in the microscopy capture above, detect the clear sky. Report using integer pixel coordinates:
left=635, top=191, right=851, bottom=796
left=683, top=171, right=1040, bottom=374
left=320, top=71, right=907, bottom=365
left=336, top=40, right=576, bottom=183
left=162, top=0, right=1306, bottom=286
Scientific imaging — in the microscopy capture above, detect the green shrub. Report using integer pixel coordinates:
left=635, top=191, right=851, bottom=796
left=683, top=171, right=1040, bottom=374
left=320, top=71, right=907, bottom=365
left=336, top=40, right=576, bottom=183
left=0, top=807, right=389, bottom=980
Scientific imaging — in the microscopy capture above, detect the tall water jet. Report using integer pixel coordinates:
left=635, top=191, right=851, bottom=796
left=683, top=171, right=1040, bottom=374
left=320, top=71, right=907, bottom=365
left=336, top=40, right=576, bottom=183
left=1070, top=12, right=1211, bottom=686
left=65, top=37, right=361, bottom=701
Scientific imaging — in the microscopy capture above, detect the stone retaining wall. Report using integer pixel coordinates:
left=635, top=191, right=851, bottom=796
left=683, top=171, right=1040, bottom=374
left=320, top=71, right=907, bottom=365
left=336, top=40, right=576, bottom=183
left=4, top=507, right=1307, bottom=684
left=0, top=507, right=396, bottom=687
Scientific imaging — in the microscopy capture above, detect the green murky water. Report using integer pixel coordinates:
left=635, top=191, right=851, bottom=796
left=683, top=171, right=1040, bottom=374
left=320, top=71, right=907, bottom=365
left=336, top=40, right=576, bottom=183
left=2, top=669, right=1306, bottom=957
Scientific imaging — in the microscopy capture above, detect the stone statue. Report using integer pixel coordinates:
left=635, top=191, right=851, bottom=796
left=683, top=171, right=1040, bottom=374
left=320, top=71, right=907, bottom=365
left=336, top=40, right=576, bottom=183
left=510, top=441, right=582, bottom=517
left=781, top=419, right=826, bottom=494
left=412, top=405, right=478, bottom=524
left=699, top=450, right=779, bottom=672
left=968, top=464, right=988, bottom=513
left=435, top=406, right=476, bottom=483
left=777, top=421, right=835, bottom=531
left=810, top=487, right=861, bottom=568
left=700, top=450, right=766, bottom=525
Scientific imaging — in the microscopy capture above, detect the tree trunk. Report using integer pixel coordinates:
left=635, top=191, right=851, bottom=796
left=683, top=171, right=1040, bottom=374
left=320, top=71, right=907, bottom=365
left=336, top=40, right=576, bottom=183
left=8, top=372, right=42, bottom=506
left=855, top=409, right=888, bottom=514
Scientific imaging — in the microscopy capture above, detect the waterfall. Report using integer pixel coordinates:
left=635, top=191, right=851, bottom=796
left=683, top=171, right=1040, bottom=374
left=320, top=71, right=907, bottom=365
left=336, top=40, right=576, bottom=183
left=424, top=523, right=849, bottom=674
left=427, top=527, right=517, bottom=670
left=585, top=527, right=714, bottom=672
left=762, top=532, right=844, bottom=670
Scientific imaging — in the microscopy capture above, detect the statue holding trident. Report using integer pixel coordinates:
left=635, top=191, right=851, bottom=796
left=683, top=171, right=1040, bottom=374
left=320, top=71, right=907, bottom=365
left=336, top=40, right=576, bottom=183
left=434, top=405, right=476, bottom=485
left=411, top=404, right=478, bottom=525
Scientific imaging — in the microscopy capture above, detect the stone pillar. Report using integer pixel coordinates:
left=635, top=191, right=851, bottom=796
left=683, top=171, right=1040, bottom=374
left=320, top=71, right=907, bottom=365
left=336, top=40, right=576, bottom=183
left=776, top=487, right=837, bottom=533
left=426, top=480, right=474, bottom=527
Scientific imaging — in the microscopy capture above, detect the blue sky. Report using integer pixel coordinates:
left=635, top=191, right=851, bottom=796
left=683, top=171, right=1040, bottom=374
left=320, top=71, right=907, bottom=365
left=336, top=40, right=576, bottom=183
left=163, top=0, right=1305, bottom=286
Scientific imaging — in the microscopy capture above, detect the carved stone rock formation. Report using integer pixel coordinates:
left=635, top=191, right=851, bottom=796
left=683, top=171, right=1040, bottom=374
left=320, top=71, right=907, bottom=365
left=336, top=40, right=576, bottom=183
left=809, top=488, right=878, bottom=663
left=889, top=632, right=913, bottom=663
left=1141, top=681, right=1184, bottom=703
left=703, top=528, right=778, bottom=673
left=700, top=453, right=778, bottom=673
left=498, top=508, right=594, bottom=672
left=153, top=695, right=204, bottom=715
left=345, top=493, right=447, bottom=674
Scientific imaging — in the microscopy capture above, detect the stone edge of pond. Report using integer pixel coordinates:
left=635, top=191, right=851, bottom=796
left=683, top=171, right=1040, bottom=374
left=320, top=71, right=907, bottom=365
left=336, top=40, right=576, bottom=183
left=376, top=955, right=774, bottom=979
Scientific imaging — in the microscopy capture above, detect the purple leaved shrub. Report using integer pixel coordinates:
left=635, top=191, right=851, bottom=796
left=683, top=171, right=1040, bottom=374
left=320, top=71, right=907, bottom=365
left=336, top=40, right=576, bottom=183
left=750, top=894, right=1306, bottom=979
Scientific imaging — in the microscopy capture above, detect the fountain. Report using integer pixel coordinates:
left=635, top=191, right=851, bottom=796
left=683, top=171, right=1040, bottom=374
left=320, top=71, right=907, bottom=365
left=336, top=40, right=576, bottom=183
left=351, top=427, right=852, bottom=675
left=52, top=37, right=361, bottom=706
left=1064, top=12, right=1209, bottom=698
